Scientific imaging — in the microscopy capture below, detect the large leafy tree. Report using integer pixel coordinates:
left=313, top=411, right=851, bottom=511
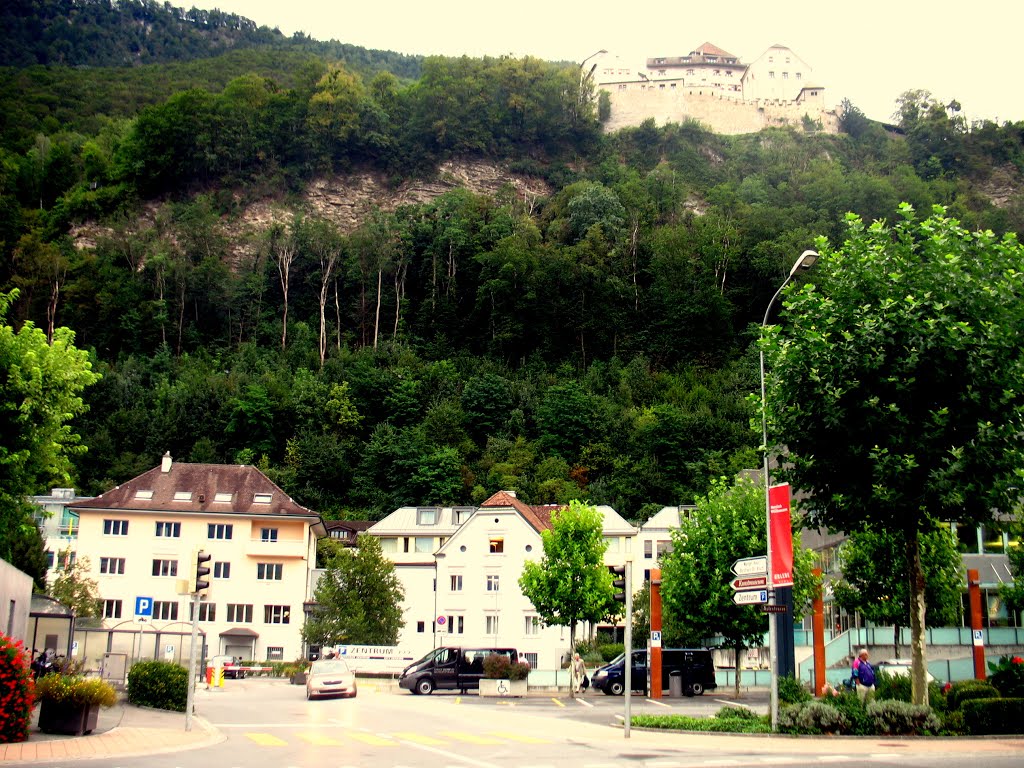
left=0, top=289, right=99, bottom=564
left=832, top=525, right=963, bottom=658
left=302, top=534, right=405, bottom=646
left=519, top=500, right=612, bottom=682
left=765, top=205, right=1024, bottom=704
left=660, top=476, right=816, bottom=698
left=48, top=552, right=101, bottom=621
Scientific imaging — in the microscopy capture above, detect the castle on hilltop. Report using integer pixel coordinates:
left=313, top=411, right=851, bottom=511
left=586, top=43, right=840, bottom=135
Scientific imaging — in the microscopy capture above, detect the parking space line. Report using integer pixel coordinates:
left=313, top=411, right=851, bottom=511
left=349, top=732, right=398, bottom=746
left=441, top=730, right=504, bottom=745
left=550, top=697, right=566, bottom=707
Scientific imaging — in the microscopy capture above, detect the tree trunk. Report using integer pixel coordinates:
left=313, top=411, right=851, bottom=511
left=373, top=269, right=382, bottom=350
left=733, top=640, right=743, bottom=699
left=906, top=529, right=929, bottom=706
left=893, top=624, right=900, bottom=661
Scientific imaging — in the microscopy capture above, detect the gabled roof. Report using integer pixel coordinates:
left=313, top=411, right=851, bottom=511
left=479, top=491, right=549, bottom=533
left=324, top=519, right=374, bottom=534
left=643, top=505, right=697, bottom=531
left=69, top=459, right=319, bottom=521
left=692, top=41, right=737, bottom=59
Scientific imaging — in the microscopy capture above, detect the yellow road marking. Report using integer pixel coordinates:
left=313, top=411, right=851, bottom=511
left=550, top=697, right=566, bottom=707
left=441, top=730, right=503, bottom=745
left=487, top=730, right=550, bottom=743
left=246, top=733, right=288, bottom=746
left=393, top=731, right=448, bottom=745
left=298, top=732, right=344, bottom=746
left=348, top=732, right=397, bottom=746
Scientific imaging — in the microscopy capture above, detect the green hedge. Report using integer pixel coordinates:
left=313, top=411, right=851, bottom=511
left=127, top=660, right=188, bottom=712
left=961, top=698, right=1024, bottom=735
left=947, top=680, right=1000, bottom=711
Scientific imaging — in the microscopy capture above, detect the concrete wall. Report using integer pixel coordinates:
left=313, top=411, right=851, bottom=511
left=0, top=559, right=32, bottom=643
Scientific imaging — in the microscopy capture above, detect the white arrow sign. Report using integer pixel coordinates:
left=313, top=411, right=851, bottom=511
left=731, top=575, right=768, bottom=591
left=732, top=556, right=768, bottom=576
left=733, top=589, right=768, bottom=605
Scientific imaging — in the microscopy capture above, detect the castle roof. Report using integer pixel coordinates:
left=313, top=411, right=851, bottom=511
left=692, top=42, right=736, bottom=59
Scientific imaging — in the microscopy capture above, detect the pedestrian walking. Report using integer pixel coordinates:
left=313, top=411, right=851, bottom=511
left=571, top=652, right=587, bottom=696
left=852, top=648, right=876, bottom=700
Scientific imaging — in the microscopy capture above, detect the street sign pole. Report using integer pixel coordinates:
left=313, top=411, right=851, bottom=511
left=623, top=556, right=632, bottom=739
left=185, top=592, right=200, bottom=732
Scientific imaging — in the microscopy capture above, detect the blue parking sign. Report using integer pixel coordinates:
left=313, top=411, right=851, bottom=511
left=135, top=596, right=153, bottom=618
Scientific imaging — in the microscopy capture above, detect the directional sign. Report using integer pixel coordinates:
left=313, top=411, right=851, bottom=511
left=732, top=556, right=768, bottom=576
left=732, top=589, right=768, bottom=606
left=134, top=596, right=153, bottom=622
left=731, top=575, right=768, bottom=591
left=762, top=604, right=789, bottom=614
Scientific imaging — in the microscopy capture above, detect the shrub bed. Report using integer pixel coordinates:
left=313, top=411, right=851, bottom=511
left=866, top=700, right=941, bottom=735
left=946, top=680, right=1000, bottom=710
left=961, top=698, right=1024, bottom=735
left=127, top=660, right=187, bottom=712
left=632, top=706, right=770, bottom=734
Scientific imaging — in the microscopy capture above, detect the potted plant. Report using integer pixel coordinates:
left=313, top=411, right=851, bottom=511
left=478, top=653, right=531, bottom=697
left=34, top=658, right=117, bottom=736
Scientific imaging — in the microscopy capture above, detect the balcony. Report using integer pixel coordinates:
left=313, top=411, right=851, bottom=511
left=244, top=535, right=308, bottom=559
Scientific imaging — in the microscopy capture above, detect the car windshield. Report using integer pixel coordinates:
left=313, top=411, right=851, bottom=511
left=310, top=659, right=350, bottom=674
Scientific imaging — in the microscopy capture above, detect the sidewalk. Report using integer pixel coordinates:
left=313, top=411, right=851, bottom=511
left=0, top=697, right=223, bottom=763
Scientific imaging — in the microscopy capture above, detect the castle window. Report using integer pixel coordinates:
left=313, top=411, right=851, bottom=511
left=769, top=71, right=775, bottom=79
left=796, top=72, right=802, bottom=80
left=783, top=72, right=789, bottom=79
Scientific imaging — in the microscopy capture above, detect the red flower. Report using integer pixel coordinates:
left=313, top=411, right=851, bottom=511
left=1012, top=656, right=1023, bottom=665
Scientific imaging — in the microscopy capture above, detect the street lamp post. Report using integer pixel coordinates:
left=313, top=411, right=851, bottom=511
left=760, top=249, right=818, bottom=730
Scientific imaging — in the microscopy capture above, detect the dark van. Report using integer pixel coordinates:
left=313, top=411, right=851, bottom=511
left=591, top=648, right=717, bottom=696
left=399, top=647, right=518, bottom=694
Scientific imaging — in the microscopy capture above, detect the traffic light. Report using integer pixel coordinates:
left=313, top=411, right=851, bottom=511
left=190, top=550, right=212, bottom=593
left=611, top=565, right=627, bottom=604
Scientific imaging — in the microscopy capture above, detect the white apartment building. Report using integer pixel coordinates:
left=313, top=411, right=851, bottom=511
left=68, top=453, right=324, bottom=664
left=30, top=487, right=92, bottom=583
left=367, top=491, right=644, bottom=669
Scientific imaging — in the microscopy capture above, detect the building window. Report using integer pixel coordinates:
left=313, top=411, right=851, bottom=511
left=266, top=646, right=284, bottom=660
left=415, top=537, right=433, bottom=553
left=173, top=491, right=192, bottom=501
left=155, top=521, right=181, bottom=538
left=783, top=72, right=789, bottom=79
left=103, top=519, right=129, bottom=536
left=260, top=528, right=278, bottom=543
left=522, top=652, right=538, bottom=669
left=604, top=536, right=620, bottom=553
left=264, top=605, right=290, bottom=624
left=796, top=72, right=802, bottom=79
left=417, top=621, right=425, bottom=633
left=253, top=493, right=272, bottom=504
left=454, top=508, right=473, bottom=525
left=769, top=71, right=775, bottom=79
left=213, top=562, right=230, bottom=579
left=656, top=540, right=673, bottom=558
left=103, top=599, right=122, bottom=619
left=486, top=575, right=500, bottom=592
left=208, top=523, right=233, bottom=540
left=450, top=574, right=463, bottom=591
left=644, top=540, right=654, bottom=559
left=190, top=603, right=216, bottom=622
left=486, top=615, right=499, bottom=634
left=153, top=601, right=178, bottom=621
left=227, top=604, right=253, bottom=623
left=257, top=563, right=283, bottom=580
left=446, top=615, right=464, bottom=634
left=45, top=551, right=54, bottom=568
left=525, top=615, right=541, bottom=635
left=99, top=557, right=125, bottom=575
left=489, top=537, right=504, bottom=554
left=135, top=490, right=153, bottom=500
left=152, top=559, right=178, bottom=577
left=417, top=508, right=438, bottom=525
left=213, top=492, right=232, bottom=503
left=379, top=538, right=398, bottom=553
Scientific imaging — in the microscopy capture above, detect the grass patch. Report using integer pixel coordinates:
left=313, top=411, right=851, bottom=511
left=632, top=706, right=771, bottom=734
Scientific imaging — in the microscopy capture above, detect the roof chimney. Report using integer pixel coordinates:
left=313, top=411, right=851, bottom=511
left=161, top=451, right=172, bottom=473
left=506, top=490, right=517, bottom=498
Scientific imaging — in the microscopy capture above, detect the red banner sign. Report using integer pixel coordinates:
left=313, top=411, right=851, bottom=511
left=769, top=483, right=794, bottom=587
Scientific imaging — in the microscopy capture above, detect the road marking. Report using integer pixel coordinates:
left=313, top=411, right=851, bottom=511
left=245, top=732, right=287, bottom=746
left=550, top=697, right=566, bottom=707
left=297, top=731, right=344, bottom=746
left=396, top=739, right=501, bottom=768
left=574, top=697, right=595, bottom=708
left=487, top=730, right=551, bottom=743
left=349, top=732, right=397, bottom=746
left=441, top=730, right=504, bottom=745
left=393, top=731, right=448, bottom=745
left=647, top=698, right=672, bottom=708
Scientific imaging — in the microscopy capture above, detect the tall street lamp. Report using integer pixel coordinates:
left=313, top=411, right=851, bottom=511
left=760, top=248, right=818, bottom=730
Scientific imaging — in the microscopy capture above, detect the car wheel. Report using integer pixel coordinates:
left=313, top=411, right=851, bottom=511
left=601, top=687, right=614, bottom=695
left=691, top=682, right=704, bottom=696
left=416, top=678, right=435, bottom=695
left=609, top=681, right=625, bottom=696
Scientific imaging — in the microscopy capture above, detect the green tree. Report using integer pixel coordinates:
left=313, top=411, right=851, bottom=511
left=0, top=289, right=100, bottom=562
left=999, top=522, right=1024, bottom=617
left=302, top=534, right=405, bottom=646
left=519, top=499, right=612, bottom=687
left=764, top=204, right=1024, bottom=705
left=832, top=525, right=963, bottom=658
left=659, top=476, right=816, bottom=698
left=48, top=552, right=101, bottom=621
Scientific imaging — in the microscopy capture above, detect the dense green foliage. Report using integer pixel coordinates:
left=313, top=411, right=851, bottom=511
left=960, top=698, right=1024, bottom=735
left=987, top=655, right=1024, bottom=698
left=632, top=706, right=771, bottom=733
left=0, top=634, right=34, bottom=744
left=1, top=2, right=1023, bottom=532
left=125, top=659, right=187, bottom=711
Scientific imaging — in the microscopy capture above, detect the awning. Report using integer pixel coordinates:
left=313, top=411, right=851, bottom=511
left=219, top=628, right=259, bottom=638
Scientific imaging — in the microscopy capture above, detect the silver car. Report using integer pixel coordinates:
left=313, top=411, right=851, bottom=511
left=305, top=658, right=358, bottom=700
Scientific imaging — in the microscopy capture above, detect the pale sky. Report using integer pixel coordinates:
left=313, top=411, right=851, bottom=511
left=200, top=0, right=1022, bottom=125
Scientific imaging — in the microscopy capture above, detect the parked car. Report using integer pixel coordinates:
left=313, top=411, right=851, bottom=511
left=305, top=658, right=358, bottom=700
left=209, top=655, right=246, bottom=679
left=876, top=658, right=936, bottom=683
left=399, top=647, right=518, bottom=694
left=591, top=648, right=718, bottom=696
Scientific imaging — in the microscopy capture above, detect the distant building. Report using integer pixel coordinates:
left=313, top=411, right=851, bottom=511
left=30, top=488, right=92, bottom=584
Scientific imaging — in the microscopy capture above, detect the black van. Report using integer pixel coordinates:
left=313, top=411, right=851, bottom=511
left=399, top=647, right=518, bottom=694
left=591, top=648, right=717, bottom=696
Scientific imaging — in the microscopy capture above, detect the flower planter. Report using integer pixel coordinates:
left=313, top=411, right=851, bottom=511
left=37, top=698, right=100, bottom=736
left=478, top=679, right=528, bottom=697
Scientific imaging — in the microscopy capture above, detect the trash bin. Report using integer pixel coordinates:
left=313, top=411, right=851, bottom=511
left=669, top=670, right=683, bottom=698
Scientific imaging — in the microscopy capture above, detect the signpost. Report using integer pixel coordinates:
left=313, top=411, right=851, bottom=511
left=134, top=596, right=153, bottom=623
left=762, top=604, right=788, bottom=614
left=733, top=590, right=769, bottom=606
left=731, top=575, right=768, bottom=590
left=732, top=556, right=768, bottom=576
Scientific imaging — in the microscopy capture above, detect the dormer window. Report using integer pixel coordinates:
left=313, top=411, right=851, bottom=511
left=417, top=508, right=438, bottom=526
left=253, top=493, right=272, bottom=504
left=454, top=508, right=473, bottom=525
left=173, top=491, right=192, bottom=501
left=135, top=490, right=153, bottom=500
left=214, top=492, right=232, bottom=503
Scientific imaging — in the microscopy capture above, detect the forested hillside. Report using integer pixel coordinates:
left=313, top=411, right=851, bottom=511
left=3, top=1, right=1024, bottom=523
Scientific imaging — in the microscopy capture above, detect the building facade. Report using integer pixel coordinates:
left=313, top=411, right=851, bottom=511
left=68, top=454, right=324, bottom=667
